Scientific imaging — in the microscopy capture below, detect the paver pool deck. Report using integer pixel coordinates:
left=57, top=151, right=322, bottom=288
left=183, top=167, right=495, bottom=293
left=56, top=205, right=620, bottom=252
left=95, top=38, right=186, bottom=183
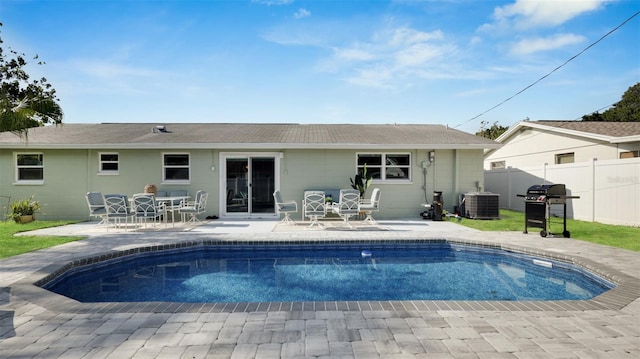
left=1, top=219, right=638, bottom=358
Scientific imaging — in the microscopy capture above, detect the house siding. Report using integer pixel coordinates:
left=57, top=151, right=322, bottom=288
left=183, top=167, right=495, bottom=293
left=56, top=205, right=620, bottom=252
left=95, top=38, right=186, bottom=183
left=484, top=127, right=620, bottom=169
left=1, top=147, right=487, bottom=221
left=276, top=148, right=486, bottom=219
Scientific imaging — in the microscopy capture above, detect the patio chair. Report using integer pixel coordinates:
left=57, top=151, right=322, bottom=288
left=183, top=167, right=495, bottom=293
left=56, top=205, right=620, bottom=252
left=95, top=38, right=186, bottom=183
left=273, top=190, right=297, bottom=224
left=359, top=188, right=381, bottom=225
left=85, top=192, right=107, bottom=224
left=132, top=193, right=166, bottom=228
left=331, top=189, right=360, bottom=227
left=104, top=194, right=135, bottom=230
left=179, top=190, right=208, bottom=223
left=165, top=190, right=189, bottom=224
left=303, top=191, right=326, bottom=227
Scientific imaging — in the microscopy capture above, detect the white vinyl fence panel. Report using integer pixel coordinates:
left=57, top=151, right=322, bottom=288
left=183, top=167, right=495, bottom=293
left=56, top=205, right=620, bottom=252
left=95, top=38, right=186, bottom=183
left=484, top=158, right=640, bottom=226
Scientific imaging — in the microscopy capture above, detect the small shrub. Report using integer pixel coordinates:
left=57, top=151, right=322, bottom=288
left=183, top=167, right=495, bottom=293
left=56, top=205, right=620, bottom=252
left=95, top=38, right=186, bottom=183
left=7, top=195, right=41, bottom=223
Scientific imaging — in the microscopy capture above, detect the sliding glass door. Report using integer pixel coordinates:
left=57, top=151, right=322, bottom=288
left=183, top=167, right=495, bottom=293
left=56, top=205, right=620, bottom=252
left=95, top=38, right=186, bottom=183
left=223, top=154, right=277, bottom=216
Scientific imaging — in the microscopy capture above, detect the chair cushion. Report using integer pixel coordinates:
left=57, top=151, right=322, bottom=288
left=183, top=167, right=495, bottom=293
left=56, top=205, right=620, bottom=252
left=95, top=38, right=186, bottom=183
left=279, top=203, right=297, bottom=212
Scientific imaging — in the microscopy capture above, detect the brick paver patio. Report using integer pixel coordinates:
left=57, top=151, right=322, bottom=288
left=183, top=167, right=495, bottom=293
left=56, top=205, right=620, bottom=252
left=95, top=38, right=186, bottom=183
left=1, top=220, right=638, bottom=358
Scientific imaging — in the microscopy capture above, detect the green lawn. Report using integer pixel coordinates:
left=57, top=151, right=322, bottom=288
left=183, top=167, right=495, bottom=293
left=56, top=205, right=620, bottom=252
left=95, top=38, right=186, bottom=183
left=0, top=212, right=637, bottom=259
left=456, top=209, right=639, bottom=252
left=0, top=220, right=83, bottom=259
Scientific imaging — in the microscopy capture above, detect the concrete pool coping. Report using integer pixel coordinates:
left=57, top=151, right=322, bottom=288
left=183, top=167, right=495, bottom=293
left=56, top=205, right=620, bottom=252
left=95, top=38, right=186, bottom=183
left=2, top=219, right=639, bottom=358
left=12, top=237, right=640, bottom=315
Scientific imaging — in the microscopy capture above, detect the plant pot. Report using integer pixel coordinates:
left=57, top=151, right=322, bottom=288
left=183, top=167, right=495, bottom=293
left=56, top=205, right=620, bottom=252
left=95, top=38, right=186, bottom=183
left=144, top=184, right=158, bottom=196
left=19, top=215, right=34, bottom=224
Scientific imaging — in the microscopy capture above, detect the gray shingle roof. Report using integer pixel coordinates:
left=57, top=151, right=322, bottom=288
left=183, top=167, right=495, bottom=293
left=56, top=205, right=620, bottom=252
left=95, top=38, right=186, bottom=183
left=530, top=121, right=640, bottom=138
left=0, top=123, right=500, bottom=150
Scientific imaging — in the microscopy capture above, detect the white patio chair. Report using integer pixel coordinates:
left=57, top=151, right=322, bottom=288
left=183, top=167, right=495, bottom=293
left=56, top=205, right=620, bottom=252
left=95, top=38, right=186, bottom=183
left=273, top=190, right=297, bottom=224
left=331, top=189, right=360, bottom=227
left=303, top=191, right=326, bottom=227
left=104, top=194, right=135, bottom=230
left=165, top=190, right=189, bottom=224
left=133, top=193, right=166, bottom=228
left=179, top=190, right=208, bottom=223
left=85, top=192, right=107, bottom=224
left=359, top=188, right=381, bottom=225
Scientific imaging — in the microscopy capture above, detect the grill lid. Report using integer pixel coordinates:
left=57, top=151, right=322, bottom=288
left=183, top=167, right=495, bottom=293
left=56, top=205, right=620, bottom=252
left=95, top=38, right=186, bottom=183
left=526, top=184, right=566, bottom=196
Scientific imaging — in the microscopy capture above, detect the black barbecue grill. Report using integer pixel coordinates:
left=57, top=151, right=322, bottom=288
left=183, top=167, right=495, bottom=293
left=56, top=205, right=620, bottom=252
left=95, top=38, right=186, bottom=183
left=518, top=184, right=579, bottom=238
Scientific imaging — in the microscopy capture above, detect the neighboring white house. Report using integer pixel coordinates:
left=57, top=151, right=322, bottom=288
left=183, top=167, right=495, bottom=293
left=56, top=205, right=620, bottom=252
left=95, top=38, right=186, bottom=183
left=484, top=120, right=640, bottom=226
left=0, top=123, right=500, bottom=221
left=484, top=120, right=640, bottom=170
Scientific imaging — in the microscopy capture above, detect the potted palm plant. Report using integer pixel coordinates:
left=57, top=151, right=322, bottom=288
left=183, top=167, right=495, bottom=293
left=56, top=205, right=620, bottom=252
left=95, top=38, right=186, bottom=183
left=350, top=164, right=373, bottom=199
left=7, top=195, right=41, bottom=224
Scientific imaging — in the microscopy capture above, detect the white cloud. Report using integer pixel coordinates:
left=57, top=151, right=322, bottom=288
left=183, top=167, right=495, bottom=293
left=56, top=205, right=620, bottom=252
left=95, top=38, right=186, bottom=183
left=510, top=33, right=586, bottom=55
left=68, top=58, right=170, bottom=95
left=389, top=28, right=443, bottom=46
left=311, top=26, right=459, bottom=88
left=394, top=42, right=454, bottom=67
left=252, top=0, right=294, bottom=5
left=74, top=60, right=163, bottom=79
left=334, top=47, right=376, bottom=62
left=490, top=0, right=608, bottom=29
left=294, top=8, right=311, bottom=19
left=346, top=66, right=395, bottom=89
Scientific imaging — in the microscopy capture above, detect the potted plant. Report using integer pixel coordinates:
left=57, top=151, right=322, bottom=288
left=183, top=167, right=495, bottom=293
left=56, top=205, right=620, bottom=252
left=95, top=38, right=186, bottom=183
left=7, top=195, right=41, bottom=224
left=350, top=164, right=373, bottom=199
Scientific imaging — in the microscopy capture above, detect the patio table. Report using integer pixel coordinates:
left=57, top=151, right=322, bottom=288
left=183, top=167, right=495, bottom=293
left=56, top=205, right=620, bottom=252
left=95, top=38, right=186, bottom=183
left=155, top=196, right=190, bottom=225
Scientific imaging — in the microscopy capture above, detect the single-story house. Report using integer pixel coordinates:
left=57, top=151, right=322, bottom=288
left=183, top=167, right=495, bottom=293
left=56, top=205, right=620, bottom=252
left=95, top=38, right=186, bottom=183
left=484, top=120, right=640, bottom=170
left=0, top=123, right=500, bottom=221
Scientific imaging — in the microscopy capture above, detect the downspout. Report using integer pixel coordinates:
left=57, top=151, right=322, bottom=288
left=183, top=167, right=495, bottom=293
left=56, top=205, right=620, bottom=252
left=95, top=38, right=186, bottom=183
left=87, top=149, right=92, bottom=192
left=454, top=149, right=460, bottom=200
left=591, top=157, right=597, bottom=222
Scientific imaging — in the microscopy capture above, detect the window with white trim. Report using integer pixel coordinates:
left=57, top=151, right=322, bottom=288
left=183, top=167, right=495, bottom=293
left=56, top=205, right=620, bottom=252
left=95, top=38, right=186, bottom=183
left=15, top=153, right=44, bottom=183
left=99, top=153, right=119, bottom=174
left=357, top=153, right=411, bottom=181
left=163, top=153, right=190, bottom=182
left=490, top=161, right=506, bottom=169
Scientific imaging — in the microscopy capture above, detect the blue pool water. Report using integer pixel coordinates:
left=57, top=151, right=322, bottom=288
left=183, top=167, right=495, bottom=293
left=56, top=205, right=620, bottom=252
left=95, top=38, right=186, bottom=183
left=44, top=243, right=613, bottom=303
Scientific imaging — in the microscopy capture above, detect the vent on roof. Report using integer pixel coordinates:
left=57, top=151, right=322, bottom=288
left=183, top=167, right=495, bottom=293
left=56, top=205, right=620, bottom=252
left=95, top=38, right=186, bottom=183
left=152, top=125, right=168, bottom=133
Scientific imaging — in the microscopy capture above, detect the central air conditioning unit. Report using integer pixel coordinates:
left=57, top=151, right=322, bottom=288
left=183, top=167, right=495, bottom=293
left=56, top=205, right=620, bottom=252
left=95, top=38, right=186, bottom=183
left=463, top=192, right=500, bottom=219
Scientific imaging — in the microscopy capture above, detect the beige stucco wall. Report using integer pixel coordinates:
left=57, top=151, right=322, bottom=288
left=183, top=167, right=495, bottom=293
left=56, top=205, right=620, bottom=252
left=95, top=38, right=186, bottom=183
left=484, top=128, right=621, bottom=170
left=1, top=147, right=486, bottom=221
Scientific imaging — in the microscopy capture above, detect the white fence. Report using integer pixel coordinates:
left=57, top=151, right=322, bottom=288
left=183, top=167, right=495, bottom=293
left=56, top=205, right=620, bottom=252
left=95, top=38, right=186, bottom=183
left=484, top=158, right=640, bottom=226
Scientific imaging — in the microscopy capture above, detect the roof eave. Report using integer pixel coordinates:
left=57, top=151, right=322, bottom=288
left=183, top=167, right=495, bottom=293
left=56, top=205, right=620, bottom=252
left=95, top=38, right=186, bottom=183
left=0, top=142, right=501, bottom=150
left=610, top=135, right=640, bottom=144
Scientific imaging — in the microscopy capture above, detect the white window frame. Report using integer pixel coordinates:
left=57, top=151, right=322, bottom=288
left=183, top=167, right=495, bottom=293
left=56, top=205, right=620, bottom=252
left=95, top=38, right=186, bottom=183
left=356, top=153, right=412, bottom=182
left=162, top=152, right=190, bottom=184
left=491, top=161, right=506, bottom=170
left=98, top=152, right=119, bottom=175
left=15, top=152, right=44, bottom=184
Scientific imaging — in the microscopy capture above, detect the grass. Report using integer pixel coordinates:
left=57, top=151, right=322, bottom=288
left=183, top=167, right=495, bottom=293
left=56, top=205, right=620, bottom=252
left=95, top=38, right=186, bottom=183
left=456, top=209, right=640, bottom=252
left=0, top=211, right=637, bottom=259
left=0, top=220, right=83, bottom=259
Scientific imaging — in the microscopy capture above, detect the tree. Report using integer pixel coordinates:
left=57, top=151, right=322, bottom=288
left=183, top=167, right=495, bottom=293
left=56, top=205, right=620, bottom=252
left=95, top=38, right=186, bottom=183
left=0, top=23, right=63, bottom=136
left=582, top=82, right=640, bottom=122
left=476, top=120, right=509, bottom=140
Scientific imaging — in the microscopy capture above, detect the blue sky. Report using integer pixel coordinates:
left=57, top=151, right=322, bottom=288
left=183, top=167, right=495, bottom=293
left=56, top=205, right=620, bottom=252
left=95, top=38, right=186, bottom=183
left=1, top=0, right=638, bottom=134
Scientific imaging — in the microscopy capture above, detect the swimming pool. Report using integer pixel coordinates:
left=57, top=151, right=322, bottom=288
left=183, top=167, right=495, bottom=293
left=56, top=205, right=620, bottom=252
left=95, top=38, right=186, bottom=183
left=43, top=241, right=613, bottom=303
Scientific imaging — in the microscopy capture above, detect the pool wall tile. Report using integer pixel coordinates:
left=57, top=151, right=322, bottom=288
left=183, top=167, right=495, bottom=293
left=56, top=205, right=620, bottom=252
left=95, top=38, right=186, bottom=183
left=13, top=238, right=640, bottom=315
